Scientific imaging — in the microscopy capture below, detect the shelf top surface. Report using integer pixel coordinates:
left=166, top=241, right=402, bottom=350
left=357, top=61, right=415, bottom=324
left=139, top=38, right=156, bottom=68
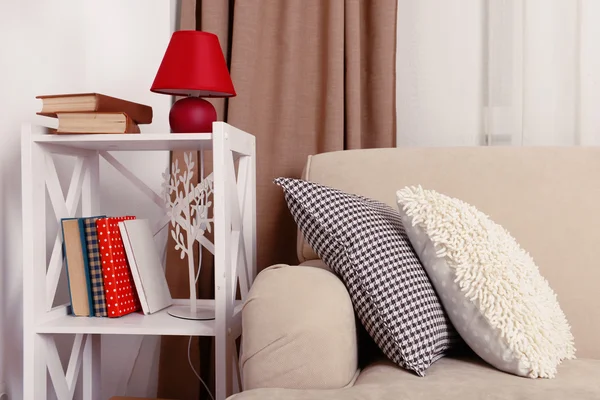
left=37, top=302, right=242, bottom=336
left=32, top=132, right=213, bottom=151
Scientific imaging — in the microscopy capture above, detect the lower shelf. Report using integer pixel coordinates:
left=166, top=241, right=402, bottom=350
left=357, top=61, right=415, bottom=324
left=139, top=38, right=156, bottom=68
left=36, top=300, right=243, bottom=336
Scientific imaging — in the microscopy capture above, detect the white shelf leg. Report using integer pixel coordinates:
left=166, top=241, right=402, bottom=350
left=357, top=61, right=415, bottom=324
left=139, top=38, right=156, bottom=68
left=213, top=123, right=234, bottom=400
left=23, top=335, right=47, bottom=400
left=82, top=335, right=101, bottom=400
left=21, top=124, right=48, bottom=400
left=242, top=137, right=256, bottom=287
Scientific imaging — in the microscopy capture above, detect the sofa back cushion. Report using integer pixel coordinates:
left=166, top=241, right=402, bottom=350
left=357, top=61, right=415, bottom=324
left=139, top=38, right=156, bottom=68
left=298, top=147, right=600, bottom=360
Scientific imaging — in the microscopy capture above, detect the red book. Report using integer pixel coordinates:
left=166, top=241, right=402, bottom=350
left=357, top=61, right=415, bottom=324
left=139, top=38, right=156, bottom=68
left=96, top=216, right=141, bottom=317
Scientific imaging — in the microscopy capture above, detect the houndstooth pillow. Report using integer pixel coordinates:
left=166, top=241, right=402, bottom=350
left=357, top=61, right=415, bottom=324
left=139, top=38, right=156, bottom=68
left=275, top=178, right=460, bottom=376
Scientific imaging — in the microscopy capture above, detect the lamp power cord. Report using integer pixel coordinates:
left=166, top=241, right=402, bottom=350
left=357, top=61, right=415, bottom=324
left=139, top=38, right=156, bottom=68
left=188, top=247, right=215, bottom=400
left=188, top=335, right=214, bottom=400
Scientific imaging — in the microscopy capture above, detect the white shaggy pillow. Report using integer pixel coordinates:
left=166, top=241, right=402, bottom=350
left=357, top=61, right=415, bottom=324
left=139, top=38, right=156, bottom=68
left=396, top=186, right=575, bottom=378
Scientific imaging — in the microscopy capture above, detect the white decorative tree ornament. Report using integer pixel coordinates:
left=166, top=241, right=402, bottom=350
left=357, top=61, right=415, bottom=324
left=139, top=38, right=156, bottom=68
left=162, top=151, right=215, bottom=320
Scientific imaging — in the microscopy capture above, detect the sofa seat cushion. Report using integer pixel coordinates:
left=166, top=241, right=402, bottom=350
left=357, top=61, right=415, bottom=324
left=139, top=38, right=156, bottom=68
left=230, top=356, right=600, bottom=400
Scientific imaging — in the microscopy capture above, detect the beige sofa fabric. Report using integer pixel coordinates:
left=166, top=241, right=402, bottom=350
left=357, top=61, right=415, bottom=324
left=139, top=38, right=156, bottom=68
left=232, top=357, right=600, bottom=400
left=240, top=264, right=358, bottom=390
left=296, top=158, right=320, bottom=263
left=296, top=147, right=600, bottom=360
left=298, top=259, right=330, bottom=270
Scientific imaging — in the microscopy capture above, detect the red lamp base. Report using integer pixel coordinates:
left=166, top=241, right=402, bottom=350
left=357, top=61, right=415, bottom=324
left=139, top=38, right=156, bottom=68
left=169, top=97, right=217, bottom=133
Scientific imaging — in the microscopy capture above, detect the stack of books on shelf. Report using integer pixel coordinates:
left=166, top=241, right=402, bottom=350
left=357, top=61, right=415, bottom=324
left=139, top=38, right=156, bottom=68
left=61, top=216, right=172, bottom=318
left=37, top=93, right=153, bottom=134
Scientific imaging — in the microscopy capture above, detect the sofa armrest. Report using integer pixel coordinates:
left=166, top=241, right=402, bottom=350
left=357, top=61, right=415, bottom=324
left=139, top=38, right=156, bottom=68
left=240, top=264, right=358, bottom=390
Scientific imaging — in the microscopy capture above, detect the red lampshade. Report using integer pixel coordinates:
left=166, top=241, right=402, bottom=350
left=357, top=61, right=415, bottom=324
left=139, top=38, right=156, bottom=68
left=151, top=31, right=236, bottom=98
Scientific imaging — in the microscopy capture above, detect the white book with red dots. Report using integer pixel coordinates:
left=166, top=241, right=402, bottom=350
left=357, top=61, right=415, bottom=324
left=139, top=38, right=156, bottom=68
left=119, top=218, right=173, bottom=315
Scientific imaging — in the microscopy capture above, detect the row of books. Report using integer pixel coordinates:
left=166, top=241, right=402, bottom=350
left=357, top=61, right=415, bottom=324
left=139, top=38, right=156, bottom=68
left=62, top=216, right=172, bottom=318
left=37, top=92, right=153, bottom=134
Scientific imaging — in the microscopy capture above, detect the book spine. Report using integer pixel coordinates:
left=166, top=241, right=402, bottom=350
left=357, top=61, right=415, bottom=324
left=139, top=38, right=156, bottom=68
left=60, top=220, right=77, bottom=316
left=77, top=219, right=95, bottom=315
left=83, top=217, right=107, bottom=317
left=96, top=219, right=121, bottom=317
left=96, top=216, right=140, bottom=317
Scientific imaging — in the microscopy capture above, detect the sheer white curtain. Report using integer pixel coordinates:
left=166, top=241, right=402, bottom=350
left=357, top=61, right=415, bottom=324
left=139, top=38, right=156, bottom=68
left=396, top=0, right=600, bottom=146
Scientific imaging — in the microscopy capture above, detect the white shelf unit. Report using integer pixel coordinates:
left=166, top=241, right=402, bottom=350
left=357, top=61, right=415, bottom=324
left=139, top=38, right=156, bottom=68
left=21, top=122, right=256, bottom=400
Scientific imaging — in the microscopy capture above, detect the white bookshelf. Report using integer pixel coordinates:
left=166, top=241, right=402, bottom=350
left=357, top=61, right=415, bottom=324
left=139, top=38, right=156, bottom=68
left=21, top=122, right=256, bottom=400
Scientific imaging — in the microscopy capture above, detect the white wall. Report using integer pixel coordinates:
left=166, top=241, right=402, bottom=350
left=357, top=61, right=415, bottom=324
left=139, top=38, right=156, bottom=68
left=0, top=1, right=175, bottom=398
left=0, top=3, right=86, bottom=399
left=396, top=0, right=484, bottom=147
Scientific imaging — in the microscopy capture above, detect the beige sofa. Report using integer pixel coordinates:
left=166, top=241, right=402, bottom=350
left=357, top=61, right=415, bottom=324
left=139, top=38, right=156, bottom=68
left=233, top=148, right=600, bottom=400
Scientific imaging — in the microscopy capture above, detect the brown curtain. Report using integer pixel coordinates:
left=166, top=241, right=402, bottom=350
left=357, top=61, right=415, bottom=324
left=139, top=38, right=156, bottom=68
left=158, top=1, right=397, bottom=399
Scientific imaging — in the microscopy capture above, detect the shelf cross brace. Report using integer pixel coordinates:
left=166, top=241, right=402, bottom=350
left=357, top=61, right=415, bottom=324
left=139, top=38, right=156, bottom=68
left=44, top=334, right=86, bottom=400
left=45, top=154, right=87, bottom=310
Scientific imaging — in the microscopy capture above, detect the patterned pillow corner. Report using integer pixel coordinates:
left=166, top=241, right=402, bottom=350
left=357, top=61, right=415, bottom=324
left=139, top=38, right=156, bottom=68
left=396, top=185, right=576, bottom=379
left=274, top=177, right=460, bottom=376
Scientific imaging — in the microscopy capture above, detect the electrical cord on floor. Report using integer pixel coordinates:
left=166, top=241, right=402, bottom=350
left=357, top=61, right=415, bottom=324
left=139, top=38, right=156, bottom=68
left=188, top=335, right=215, bottom=400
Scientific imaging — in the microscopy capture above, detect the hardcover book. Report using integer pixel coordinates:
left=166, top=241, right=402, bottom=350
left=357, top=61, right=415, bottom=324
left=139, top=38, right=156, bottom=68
left=96, top=216, right=141, bottom=317
left=54, top=112, right=140, bottom=134
left=119, top=219, right=173, bottom=314
left=81, top=216, right=107, bottom=317
left=36, top=92, right=153, bottom=124
left=61, top=218, right=94, bottom=316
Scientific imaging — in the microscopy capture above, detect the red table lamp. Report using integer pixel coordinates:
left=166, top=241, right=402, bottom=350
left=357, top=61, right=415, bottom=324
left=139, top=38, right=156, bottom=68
left=151, top=31, right=236, bottom=133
